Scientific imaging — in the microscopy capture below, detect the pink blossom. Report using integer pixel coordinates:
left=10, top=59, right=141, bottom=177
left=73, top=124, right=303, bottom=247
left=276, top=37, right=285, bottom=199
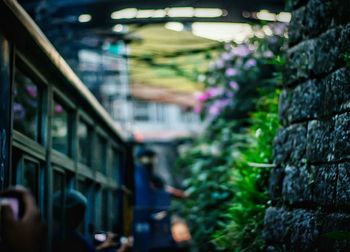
left=194, top=103, right=202, bottom=114
left=225, top=68, right=238, bottom=77
left=244, top=59, right=257, bottom=69
left=215, top=59, right=225, bottom=69
left=25, top=85, right=38, bottom=98
left=206, top=87, right=224, bottom=98
left=55, top=104, right=64, bottom=113
left=263, top=50, right=274, bottom=58
left=222, top=52, right=233, bottom=61
left=208, top=99, right=231, bottom=117
left=229, top=81, right=239, bottom=90
left=232, top=44, right=251, bottom=57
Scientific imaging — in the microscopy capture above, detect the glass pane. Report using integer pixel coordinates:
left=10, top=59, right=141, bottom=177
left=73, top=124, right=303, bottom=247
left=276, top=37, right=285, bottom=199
left=23, top=160, right=39, bottom=201
left=13, top=68, right=41, bottom=140
left=53, top=171, right=65, bottom=237
left=95, top=136, right=106, bottom=173
left=52, top=101, right=69, bottom=155
left=94, top=189, right=102, bottom=231
left=78, top=121, right=91, bottom=165
left=101, top=189, right=109, bottom=230
left=108, top=148, right=120, bottom=183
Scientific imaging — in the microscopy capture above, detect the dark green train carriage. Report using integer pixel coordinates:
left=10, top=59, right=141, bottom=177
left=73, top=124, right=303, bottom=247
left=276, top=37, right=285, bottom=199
left=0, top=0, right=134, bottom=248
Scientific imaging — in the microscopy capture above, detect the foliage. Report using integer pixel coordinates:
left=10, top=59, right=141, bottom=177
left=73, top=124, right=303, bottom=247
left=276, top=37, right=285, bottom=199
left=173, top=23, right=287, bottom=251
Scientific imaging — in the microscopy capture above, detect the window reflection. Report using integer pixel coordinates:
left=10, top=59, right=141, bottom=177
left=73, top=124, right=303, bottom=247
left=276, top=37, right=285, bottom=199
left=108, top=148, right=120, bottom=181
left=95, top=136, right=106, bottom=173
left=78, top=121, right=91, bottom=165
left=13, top=68, right=41, bottom=141
left=52, top=101, right=69, bottom=155
left=23, top=159, right=39, bottom=201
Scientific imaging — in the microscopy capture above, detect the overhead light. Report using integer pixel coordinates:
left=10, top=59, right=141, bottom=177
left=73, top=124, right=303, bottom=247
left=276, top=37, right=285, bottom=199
left=78, top=14, right=92, bottom=23
left=194, top=8, right=223, bottom=18
left=113, top=24, right=125, bottom=33
left=165, top=22, right=184, bottom=32
left=167, top=7, right=194, bottom=17
left=136, top=10, right=155, bottom=18
left=152, top=9, right=167, bottom=18
left=256, top=10, right=276, bottom=21
left=277, top=12, right=291, bottom=22
left=111, top=8, right=138, bottom=19
left=192, top=22, right=253, bottom=42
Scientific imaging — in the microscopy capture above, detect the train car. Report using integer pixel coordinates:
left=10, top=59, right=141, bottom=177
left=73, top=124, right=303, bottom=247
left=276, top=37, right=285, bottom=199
left=0, top=0, right=134, bottom=249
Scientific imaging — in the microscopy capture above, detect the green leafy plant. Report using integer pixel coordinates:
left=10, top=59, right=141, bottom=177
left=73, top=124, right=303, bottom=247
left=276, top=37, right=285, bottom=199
left=173, top=23, right=287, bottom=252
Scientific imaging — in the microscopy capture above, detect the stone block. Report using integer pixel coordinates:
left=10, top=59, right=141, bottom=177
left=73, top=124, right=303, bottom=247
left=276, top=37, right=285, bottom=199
left=336, top=163, right=350, bottom=206
left=306, top=119, right=335, bottom=163
left=264, top=207, right=292, bottom=243
left=304, top=0, right=333, bottom=38
left=274, top=124, right=307, bottom=166
left=332, top=0, right=350, bottom=24
left=279, top=80, right=322, bottom=124
left=278, top=89, right=291, bottom=126
left=323, top=68, right=350, bottom=116
left=334, top=114, right=350, bottom=160
left=290, top=80, right=322, bottom=122
left=282, top=165, right=314, bottom=205
left=313, top=28, right=342, bottom=76
left=289, top=6, right=306, bottom=46
left=289, top=209, right=319, bottom=251
left=269, top=166, right=285, bottom=203
left=313, top=164, right=338, bottom=206
left=318, top=213, right=350, bottom=251
left=284, top=39, right=316, bottom=86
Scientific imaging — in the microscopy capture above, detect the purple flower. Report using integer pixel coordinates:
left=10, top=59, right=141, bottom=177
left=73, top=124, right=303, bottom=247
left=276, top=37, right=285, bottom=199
left=206, top=87, right=224, bottom=98
left=270, top=23, right=287, bottom=36
left=229, top=81, right=239, bottom=90
left=195, top=92, right=209, bottom=102
left=14, top=103, right=26, bottom=120
left=194, top=103, right=202, bottom=114
left=25, top=85, right=38, bottom=98
left=221, top=52, right=233, bottom=61
left=215, top=59, right=225, bottom=69
left=225, top=68, right=238, bottom=77
left=244, top=59, right=257, bottom=69
left=263, top=50, right=274, bottom=58
left=232, top=44, right=251, bottom=57
left=208, top=99, right=231, bottom=117
left=55, top=104, right=64, bottom=113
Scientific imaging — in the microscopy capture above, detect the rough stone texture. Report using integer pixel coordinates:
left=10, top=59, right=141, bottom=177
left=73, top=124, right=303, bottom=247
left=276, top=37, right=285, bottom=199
left=265, top=0, right=350, bottom=250
left=264, top=207, right=292, bottom=243
left=288, top=6, right=306, bottom=45
left=336, top=163, right=350, bottom=207
left=306, top=119, right=335, bottom=163
left=334, top=114, right=350, bottom=160
left=323, top=68, right=350, bottom=116
left=282, top=165, right=314, bottom=206
left=313, top=164, right=337, bottom=207
left=274, top=124, right=307, bottom=166
left=279, top=80, right=322, bottom=124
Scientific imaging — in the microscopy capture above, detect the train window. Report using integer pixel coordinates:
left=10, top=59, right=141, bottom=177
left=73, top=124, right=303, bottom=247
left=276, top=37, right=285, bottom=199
left=94, top=188, right=102, bottom=231
left=52, top=100, right=70, bottom=155
left=95, top=135, right=107, bottom=173
left=101, top=189, right=109, bottom=230
left=109, top=191, right=118, bottom=232
left=13, top=67, right=42, bottom=141
left=53, top=169, right=66, bottom=236
left=78, top=120, right=92, bottom=166
left=22, top=159, right=40, bottom=201
left=108, top=148, right=120, bottom=182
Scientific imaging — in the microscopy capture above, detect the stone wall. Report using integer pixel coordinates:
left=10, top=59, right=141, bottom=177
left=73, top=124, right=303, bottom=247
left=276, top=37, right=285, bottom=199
left=264, top=0, right=350, bottom=251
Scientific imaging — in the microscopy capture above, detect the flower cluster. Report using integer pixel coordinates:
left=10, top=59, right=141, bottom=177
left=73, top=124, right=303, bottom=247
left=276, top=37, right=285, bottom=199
left=194, top=23, right=287, bottom=121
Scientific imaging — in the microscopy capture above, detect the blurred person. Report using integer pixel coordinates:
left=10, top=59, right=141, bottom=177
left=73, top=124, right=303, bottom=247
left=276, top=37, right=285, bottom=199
left=134, top=147, right=187, bottom=252
left=0, top=187, right=46, bottom=252
left=53, top=190, right=95, bottom=252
